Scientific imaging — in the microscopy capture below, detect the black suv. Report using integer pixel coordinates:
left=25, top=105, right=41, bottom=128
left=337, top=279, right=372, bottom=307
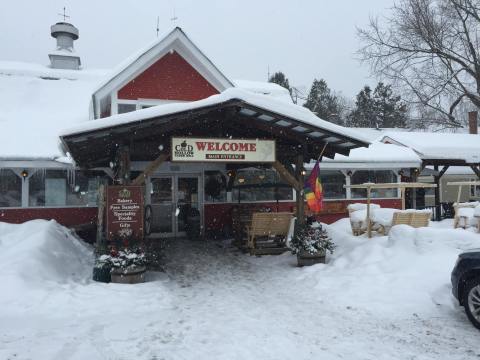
left=451, top=250, right=480, bottom=330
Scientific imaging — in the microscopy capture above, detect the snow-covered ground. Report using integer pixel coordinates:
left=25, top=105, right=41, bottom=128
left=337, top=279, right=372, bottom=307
left=0, top=219, right=479, bottom=360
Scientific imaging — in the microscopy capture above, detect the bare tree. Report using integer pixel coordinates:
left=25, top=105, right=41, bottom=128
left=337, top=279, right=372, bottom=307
left=358, top=0, right=480, bottom=128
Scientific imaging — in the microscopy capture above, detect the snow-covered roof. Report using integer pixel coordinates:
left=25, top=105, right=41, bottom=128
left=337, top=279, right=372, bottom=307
left=233, top=80, right=293, bottom=103
left=0, top=61, right=106, bottom=160
left=61, top=87, right=371, bottom=146
left=306, top=141, right=422, bottom=169
left=381, top=131, right=480, bottom=163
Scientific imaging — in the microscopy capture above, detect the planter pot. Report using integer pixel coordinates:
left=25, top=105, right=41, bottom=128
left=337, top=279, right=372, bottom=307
left=92, top=265, right=111, bottom=283
left=297, top=250, right=326, bottom=267
left=111, top=265, right=147, bottom=284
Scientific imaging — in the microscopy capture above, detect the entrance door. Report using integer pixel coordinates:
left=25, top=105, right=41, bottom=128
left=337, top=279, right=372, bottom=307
left=149, top=175, right=201, bottom=237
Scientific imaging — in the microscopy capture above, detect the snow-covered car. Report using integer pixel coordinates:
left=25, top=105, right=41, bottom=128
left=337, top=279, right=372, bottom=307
left=451, top=250, right=480, bottom=330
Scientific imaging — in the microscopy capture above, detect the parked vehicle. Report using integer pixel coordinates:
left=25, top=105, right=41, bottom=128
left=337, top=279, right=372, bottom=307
left=451, top=250, right=480, bottom=330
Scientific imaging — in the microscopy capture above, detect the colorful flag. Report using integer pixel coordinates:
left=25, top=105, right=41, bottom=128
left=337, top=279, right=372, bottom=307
left=304, top=160, right=323, bottom=213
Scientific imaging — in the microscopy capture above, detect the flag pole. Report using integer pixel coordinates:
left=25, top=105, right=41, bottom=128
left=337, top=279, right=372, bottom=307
left=317, top=142, right=329, bottom=162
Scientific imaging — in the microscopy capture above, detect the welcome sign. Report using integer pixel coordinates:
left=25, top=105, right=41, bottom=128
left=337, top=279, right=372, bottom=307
left=171, top=137, right=276, bottom=163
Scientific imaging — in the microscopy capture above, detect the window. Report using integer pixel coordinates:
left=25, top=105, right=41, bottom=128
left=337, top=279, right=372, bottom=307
left=472, top=185, right=480, bottom=198
left=117, top=103, right=136, bottom=114
left=204, top=171, right=227, bottom=202
left=232, top=168, right=293, bottom=202
left=319, top=170, right=346, bottom=199
left=0, top=169, right=21, bottom=207
left=351, top=170, right=398, bottom=198
left=29, top=170, right=101, bottom=207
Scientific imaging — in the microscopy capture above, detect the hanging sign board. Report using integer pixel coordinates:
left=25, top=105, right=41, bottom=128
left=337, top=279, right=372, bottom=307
left=106, top=186, right=144, bottom=243
left=171, top=137, right=276, bottom=163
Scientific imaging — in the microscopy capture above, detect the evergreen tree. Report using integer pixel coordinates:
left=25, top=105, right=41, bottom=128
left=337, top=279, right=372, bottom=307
left=373, top=83, right=407, bottom=128
left=347, top=83, right=407, bottom=128
left=304, top=79, right=344, bottom=125
left=269, top=72, right=292, bottom=93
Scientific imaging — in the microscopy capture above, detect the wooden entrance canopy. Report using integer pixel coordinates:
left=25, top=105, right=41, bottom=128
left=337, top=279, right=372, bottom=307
left=60, top=91, right=370, bottom=227
left=345, top=182, right=437, bottom=238
left=60, top=91, right=369, bottom=168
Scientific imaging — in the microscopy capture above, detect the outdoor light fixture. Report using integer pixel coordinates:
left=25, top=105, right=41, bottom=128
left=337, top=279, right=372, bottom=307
left=301, top=169, right=307, bottom=176
left=20, top=170, right=28, bottom=178
left=238, top=178, right=245, bottom=184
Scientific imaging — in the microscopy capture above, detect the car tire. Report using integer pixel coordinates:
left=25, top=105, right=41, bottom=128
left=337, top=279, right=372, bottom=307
left=463, top=279, right=480, bottom=330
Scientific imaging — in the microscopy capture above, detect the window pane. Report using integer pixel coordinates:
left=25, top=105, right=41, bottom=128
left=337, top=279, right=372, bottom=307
left=232, top=169, right=293, bottom=202
left=29, top=170, right=102, bottom=207
left=0, top=169, right=21, bottom=207
left=204, top=171, right=227, bottom=202
left=318, top=170, right=345, bottom=199
left=66, top=172, right=101, bottom=206
left=351, top=170, right=397, bottom=198
left=118, top=103, right=136, bottom=114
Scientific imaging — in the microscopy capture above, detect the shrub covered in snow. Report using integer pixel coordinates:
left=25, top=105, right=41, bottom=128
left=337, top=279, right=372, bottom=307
left=95, top=247, right=146, bottom=272
left=290, top=222, right=336, bottom=255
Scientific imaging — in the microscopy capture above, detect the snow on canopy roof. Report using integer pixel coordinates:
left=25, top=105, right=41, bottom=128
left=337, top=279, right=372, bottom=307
left=0, top=61, right=106, bottom=160
left=305, top=141, right=421, bottom=168
left=381, top=131, right=480, bottom=163
left=233, top=79, right=293, bottom=103
left=61, top=87, right=371, bottom=145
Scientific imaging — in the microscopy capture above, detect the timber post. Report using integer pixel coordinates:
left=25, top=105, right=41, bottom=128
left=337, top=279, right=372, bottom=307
left=295, top=153, right=305, bottom=226
left=116, top=144, right=131, bottom=185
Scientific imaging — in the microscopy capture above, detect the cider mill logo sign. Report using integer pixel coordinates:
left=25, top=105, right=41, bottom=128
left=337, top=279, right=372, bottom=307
left=171, top=137, right=276, bottom=163
left=174, top=140, right=194, bottom=159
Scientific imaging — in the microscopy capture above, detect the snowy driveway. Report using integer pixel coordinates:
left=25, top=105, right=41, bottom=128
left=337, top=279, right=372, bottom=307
left=0, top=220, right=479, bottom=359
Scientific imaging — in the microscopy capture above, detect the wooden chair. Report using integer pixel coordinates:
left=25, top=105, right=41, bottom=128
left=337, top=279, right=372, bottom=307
left=246, top=212, right=293, bottom=255
left=410, top=212, right=431, bottom=228
left=347, top=203, right=380, bottom=236
left=453, top=202, right=478, bottom=229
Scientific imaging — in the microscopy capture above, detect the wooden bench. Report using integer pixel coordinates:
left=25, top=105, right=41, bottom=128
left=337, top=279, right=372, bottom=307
left=246, top=212, right=293, bottom=255
left=377, top=211, right=431, bottom=235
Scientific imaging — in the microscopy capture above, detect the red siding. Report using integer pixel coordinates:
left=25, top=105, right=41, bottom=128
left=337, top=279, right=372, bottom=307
left=204, top=199, right=403, bottom=231
left=117, top=51, right=219, bottom=101
left=0, top=207, right=98, bottom=227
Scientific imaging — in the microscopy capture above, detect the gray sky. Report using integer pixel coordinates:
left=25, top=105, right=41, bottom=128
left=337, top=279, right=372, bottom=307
left=0, top=0, right=394, bottom=98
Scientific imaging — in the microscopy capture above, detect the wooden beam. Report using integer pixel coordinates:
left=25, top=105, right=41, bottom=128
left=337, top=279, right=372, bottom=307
left=95, top=182, right=106, bottom=252
left=272, top=160, right=300, bottom=191
left=295, top=154, right=305, bottom=226
left=438, top=165, right=450, bottom=178
left=131, top=153, right=169, bottom=186
left=367, top=187, right=372, bottom=238
left=470, top=165, right=480, bottom=179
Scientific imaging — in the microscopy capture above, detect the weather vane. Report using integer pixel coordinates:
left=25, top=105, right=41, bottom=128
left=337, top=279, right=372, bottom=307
left=171, top=7, right=178, bottom=25
left=58, top=7, right=70, bottom=22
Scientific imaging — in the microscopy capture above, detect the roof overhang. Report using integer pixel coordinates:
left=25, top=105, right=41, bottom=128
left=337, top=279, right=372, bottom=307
left=61, top=98, right=370, bottom=168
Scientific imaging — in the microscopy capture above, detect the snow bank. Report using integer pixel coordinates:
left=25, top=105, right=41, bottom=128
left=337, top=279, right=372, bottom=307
left=0, top=220, right=92, bottom=286
left=305, top=219, right=480, bottom=316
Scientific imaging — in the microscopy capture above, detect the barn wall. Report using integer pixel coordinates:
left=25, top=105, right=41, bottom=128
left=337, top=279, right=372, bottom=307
left=0, top=207, right=98, bottom=227
left=117, top=51, right=219, bottom=101
left=204, top=198, right=403, bottom=232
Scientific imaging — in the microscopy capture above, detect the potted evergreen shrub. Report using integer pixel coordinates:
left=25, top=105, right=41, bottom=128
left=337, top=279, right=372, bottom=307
left=290, top=222, right=335, bottom=266
left=94, top=246, right=146, bottom=284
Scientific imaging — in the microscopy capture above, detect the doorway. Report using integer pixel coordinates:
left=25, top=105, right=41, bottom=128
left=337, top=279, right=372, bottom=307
left=149, top=174, right=202, bottom=237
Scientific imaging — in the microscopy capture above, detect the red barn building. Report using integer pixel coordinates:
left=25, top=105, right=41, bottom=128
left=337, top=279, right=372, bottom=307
left=0, top=23, right=422, bottom=239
